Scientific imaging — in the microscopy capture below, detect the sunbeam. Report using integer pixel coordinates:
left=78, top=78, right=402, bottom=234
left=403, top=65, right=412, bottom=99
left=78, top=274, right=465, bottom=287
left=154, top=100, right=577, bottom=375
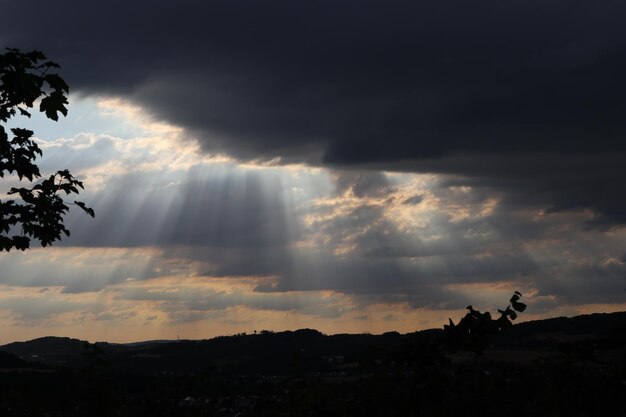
left=1, top=94, right=625, bottom=343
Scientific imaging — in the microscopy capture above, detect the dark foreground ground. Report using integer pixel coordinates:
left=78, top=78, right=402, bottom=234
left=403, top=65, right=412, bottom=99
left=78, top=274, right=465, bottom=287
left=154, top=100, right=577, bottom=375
left=0, top=312, right=625, bottom=417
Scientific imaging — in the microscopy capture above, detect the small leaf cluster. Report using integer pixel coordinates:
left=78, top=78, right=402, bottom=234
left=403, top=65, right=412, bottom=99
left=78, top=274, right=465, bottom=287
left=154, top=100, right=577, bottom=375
left=0, top=49, right=68, bottom=122
left=444, top=291, right=527, bottom=352
left=1, top=48, right=93, bottom=251
left=1, top=170, right=94, bottom=251
left=496, top=291, right=527, bottom=326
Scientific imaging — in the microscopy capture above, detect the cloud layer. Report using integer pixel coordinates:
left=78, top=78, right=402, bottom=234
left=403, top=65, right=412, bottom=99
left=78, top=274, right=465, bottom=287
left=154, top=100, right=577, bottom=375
left=3, top=1, right=626, bottom=224
left=1, top=2, right=626, bottom=341
left=4, top=128, right=625, bottom=310
left=0, top=122, right=624, bottom=341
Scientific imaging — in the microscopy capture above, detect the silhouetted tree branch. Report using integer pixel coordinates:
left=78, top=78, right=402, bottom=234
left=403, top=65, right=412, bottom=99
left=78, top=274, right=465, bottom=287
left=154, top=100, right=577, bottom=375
left=444, top=291, right=527, bottom=352
left=0, top=48, right=93, bottom=251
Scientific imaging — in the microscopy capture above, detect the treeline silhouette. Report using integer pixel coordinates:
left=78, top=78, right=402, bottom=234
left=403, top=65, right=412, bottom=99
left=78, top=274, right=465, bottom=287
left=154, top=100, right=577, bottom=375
left=0, top=311, right=624, bottom=416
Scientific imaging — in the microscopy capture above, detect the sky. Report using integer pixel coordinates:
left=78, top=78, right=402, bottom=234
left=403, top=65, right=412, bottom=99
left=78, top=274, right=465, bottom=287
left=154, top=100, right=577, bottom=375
left=1, top=0, right=625, bottom=343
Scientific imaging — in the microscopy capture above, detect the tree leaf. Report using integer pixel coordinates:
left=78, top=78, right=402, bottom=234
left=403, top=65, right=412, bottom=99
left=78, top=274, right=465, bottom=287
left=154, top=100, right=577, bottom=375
left=44, top=73, right=69, bottom=93
left=512, top=301, right=527, bottom=312
left=75, top=201, right=95, bottom=218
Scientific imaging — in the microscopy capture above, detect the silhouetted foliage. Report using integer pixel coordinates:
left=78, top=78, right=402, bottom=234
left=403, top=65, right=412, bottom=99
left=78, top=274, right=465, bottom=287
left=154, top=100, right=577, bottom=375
left=0, top=48, right=93, bottom=251
left=444, top=291, right=527, bottom=352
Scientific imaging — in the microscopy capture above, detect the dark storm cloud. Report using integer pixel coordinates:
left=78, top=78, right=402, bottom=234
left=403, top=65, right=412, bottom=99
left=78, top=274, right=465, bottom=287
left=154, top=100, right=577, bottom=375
left=3, top=0, right=626, bottom=223
left=416, top=153, right=626, bottom=226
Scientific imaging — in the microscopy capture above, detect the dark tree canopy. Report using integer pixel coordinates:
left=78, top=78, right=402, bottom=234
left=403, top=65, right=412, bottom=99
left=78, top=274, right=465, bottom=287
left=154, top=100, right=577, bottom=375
left=0, top=48, right=93, bottom=251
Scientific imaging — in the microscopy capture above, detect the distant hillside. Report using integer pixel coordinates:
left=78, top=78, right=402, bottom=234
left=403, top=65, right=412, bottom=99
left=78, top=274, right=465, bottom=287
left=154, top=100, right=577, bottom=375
left=1, top=336, right=86, bottom=356
left=513, top=311, right=626, bottom=336
left=0, top=312, right=623, bottom=416
left=491, top=311, right=626, bottom=347
left=0, top=350, right=44, bottom=369
left=1, top=311, right=624, bottom=373
left=0, top=336, right=98, bottom=367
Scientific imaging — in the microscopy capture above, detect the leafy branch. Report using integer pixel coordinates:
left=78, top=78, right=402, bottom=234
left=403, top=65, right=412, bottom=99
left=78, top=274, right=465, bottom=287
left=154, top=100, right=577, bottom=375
left=1, top=48, right=93, bottom=251
left=443, top=291, right=527, bottom=352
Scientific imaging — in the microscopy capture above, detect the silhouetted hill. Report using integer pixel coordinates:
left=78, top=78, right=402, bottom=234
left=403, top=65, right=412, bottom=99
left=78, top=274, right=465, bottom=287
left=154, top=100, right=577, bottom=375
left=488, top=311, right=626, bottom=348
left=1, top=311, right=624, bottom=374
left=2, top=336, right=86, bottom=356
left=121, top=339, right=175, bottom=348
left=0, top=312, right=623, bottom=416
left=513, top=311, right=626, bottom=336
left=0, top=336, right=124, bottom=367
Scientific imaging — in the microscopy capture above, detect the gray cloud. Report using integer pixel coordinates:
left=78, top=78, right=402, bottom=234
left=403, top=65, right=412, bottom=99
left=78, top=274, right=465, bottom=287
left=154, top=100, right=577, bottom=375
left=2, top=2, right=626, bottom=321
left=46, top=140, right=626, bottom=306
left=0, top=296, right=91, bottom=324
left=116, top=284, right=348, bottom=323
left=402, top=195, right=424, bottom=206
left=0, top=247, right=162, bottom=293
left=3, top=131, right=623, bottom=310
left=2, top=0, right=626, bottom=225
left=331, top=171, right=394, bottom=198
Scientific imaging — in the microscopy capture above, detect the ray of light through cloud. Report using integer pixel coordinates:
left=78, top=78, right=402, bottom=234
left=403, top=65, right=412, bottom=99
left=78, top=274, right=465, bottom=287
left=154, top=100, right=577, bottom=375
left=0, top=94, right=625, bottom=343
